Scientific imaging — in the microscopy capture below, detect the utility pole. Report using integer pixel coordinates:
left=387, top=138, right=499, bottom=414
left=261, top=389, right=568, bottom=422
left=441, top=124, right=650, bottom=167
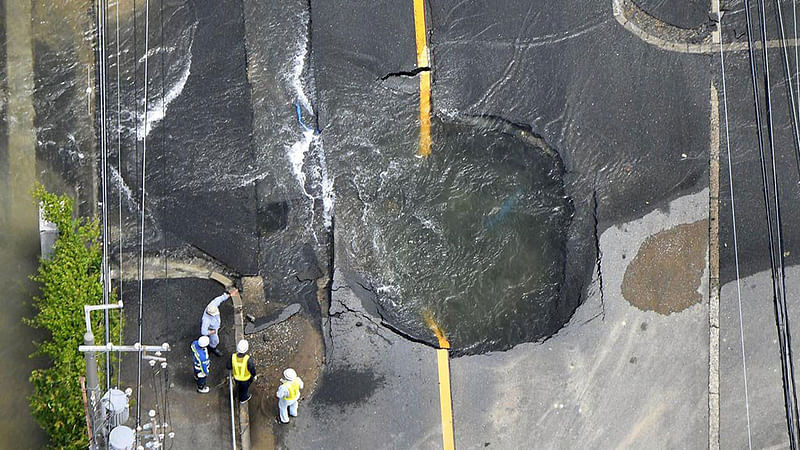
left=84, top=331, right=100, bottom=449
left=79, top=302, right=173, bottom=448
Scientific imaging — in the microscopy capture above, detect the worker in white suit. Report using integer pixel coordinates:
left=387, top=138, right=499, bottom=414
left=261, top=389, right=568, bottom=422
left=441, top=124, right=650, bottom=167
left=276, top=368, right=304, bottom=424
left=200, top=287, right=237, bottom=356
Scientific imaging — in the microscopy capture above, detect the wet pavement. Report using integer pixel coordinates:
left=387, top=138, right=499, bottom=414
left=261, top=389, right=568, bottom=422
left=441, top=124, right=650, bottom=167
left=307, top=0, right=713, bottom=353
left=119, top=278, right=235, bottom=449
left=303, top=0, right=713, bottom=446
left=19, top=0, right=800, bottom=447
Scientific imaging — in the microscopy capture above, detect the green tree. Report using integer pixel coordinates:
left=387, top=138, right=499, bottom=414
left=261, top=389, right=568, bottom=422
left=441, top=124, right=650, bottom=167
left=27, top=185, right=121, bottom=449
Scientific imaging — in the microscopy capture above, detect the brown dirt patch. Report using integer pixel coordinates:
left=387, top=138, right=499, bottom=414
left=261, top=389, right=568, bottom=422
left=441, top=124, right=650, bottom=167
left=246, top=312, right=324, bottom=449
left=621, top=220, right=708, bottom=315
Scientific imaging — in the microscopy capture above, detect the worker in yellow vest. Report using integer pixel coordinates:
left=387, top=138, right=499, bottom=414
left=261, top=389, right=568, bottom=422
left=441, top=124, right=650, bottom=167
left=276, top=368, right=304, bottom=424
left=226, top=339, right=257, bottom=403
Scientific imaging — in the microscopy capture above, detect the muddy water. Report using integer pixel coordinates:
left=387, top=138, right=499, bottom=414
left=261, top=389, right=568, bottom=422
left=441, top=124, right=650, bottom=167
left=0, top=0, right=95, bottom=445
left=0, top=0, right=46, bottom=445
left=337, top=117, right=573, bottom=353
left=622, top=219, right=708, bottom=314
left=0, top=224, right=46, bottom=446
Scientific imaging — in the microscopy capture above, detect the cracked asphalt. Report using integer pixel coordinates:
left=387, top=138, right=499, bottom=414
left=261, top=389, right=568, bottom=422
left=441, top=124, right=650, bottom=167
left=284, top=191, right=710, bottom=449
left=22, top=0, right=784, bottom=447
left=298, top=0, right=714, bottom=447
left=281, top=263, right=442, bottom=449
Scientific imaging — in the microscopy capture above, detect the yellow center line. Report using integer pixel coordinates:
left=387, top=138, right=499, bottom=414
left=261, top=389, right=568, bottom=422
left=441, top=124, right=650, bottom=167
left=413, top=0, right=432, bottom=157
left=437, top=348, right=455, bottom=450
left=424, top=312, right=455, bottom=449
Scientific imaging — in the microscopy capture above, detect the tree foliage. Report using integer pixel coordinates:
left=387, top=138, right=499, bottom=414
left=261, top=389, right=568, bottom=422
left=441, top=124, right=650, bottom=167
left=27, top=185, right=121, bottom=449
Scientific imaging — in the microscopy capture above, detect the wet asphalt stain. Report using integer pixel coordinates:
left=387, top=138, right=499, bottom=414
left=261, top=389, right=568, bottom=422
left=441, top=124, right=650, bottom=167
left=314, top=367, right=384, bottom=406
left=621, top=219, right=708, bottom=315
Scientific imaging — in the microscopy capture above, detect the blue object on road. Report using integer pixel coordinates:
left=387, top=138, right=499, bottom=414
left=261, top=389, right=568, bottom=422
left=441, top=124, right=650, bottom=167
left=295, top=102, right=321, bottom=134
left=484, top=189, right=523, bottom=230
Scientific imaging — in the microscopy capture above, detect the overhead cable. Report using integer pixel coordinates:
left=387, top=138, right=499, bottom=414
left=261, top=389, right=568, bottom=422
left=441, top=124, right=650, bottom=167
left=770, top=0, right=800, bottom=438
left=115, top=0, right=124, bottom=390
left=753, top=0, right=800, bottom=444
left=717, top=8, right=753, bottom=448
left=95, top=0, right=112, bottom=395
left=135, top=0, right=151, bottom=445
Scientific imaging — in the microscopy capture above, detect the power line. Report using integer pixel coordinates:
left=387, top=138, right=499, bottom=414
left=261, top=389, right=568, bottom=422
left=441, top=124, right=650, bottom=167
left=773, top=0, right=800, bottom=186
left=750, top=0, right=800, bottom=445
left=116, top=0, right=124, bottom=390
left=136, top=0, right=152, bottom=444
left=95, top=0, right=112, bottom=395
left=716, top=8, right=753, bottom=448
left=770, top=0, right=800, bottom=440
left=159, top=0, right=169, bottom=391
left=159, top=1, right=174, bottom=443
left=794, top=0, right=800, bottom=104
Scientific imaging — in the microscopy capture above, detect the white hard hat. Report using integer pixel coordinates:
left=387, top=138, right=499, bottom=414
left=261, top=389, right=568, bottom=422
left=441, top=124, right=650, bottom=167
left=206, top=304, right=219, bottom=316
left=237, top=339, right=249, bottom=354
left=283, top=368, right=297, bottom=381
left=198, top=336, right=210, bottom=348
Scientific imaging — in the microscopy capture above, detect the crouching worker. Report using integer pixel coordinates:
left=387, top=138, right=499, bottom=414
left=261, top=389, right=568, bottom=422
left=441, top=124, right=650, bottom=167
left=226, top=339, right=256, bottom=403
left=201, top=288, right=237, bottom=357
left=276, top=368, right=303, bottom=424
left=191, top=335, right=211, bottom=393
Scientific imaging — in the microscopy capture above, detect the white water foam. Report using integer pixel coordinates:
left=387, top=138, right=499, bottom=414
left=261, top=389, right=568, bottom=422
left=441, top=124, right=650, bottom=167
left=318, top=142, right=334, bottom=228
left=285, top=19, right=335, bottom=229
left=287, top=127, right=317, bottom=202
left=108, top=165, right=149, bottom=216
left=290, top=37, right=313, bottom=115
left=137, top=45, right=177, bottom=64
left=137, top=24, right=196, bottom=140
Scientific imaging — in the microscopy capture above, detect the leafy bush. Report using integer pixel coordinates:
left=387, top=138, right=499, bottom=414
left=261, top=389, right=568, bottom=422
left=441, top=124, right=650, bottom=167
left=27, top=185, right=121, bottom=449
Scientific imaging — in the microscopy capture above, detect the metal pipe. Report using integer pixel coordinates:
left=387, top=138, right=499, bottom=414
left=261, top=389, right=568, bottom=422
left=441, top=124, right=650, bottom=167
left=229, top=373, right=237, bottom=450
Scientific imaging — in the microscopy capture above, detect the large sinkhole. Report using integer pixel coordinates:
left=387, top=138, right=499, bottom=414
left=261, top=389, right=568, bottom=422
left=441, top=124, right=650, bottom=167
left=341, top=117, right=574, bottom=354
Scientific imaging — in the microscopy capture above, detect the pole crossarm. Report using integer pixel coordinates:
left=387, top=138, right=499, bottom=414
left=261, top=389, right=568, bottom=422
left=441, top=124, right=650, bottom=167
left=79, top=343, right=170, bottom=353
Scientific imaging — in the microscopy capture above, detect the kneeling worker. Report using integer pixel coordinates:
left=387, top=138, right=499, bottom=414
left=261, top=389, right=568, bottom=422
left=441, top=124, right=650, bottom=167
left=227, top=339, right=256, bottom=403
left=191, top=336, right=211, bottom=393
left=276, top=368, right=303, bottom=424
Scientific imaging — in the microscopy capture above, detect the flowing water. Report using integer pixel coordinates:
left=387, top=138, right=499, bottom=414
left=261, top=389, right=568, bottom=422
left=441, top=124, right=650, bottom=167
left=110, top=0, right=578, bottom=354
left=335, top=116, right=573, bottom=353
left=3, top=3, right=585, bottom=444
left=1, top=0, right=97, bottom=444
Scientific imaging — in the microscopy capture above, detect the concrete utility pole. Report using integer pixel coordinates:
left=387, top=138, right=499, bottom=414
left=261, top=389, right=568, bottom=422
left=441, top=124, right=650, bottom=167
left=80, top=342, right=172, bottom=449
left=80, top=302, right=172, bottom=448
left=84, top=332, right=99, bottom=400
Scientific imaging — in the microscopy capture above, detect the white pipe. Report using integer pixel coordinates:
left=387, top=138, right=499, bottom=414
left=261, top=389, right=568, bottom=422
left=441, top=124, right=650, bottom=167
left=83, top=301, right=124, bottom=336
left=79, top=343, right=170, bottom=353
